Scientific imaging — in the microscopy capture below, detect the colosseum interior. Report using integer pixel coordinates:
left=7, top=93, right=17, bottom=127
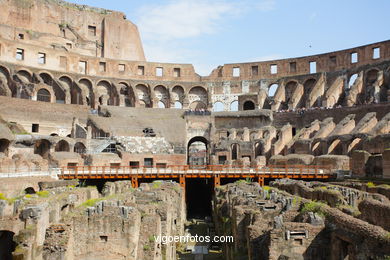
left=0, top=0, right=390, bottom=259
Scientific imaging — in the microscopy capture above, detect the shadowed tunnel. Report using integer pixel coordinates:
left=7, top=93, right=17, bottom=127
left=0, top=230, right=16, bottom=260
left=186, top=178, right=213, bottom=219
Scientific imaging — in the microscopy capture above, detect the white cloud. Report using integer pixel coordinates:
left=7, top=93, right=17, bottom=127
left=137, top=0, right=240, bottom=41
left=135, top=0, right=277, bottom=75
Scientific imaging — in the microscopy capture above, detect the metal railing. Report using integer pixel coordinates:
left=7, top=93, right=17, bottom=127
left=59, top=164, right=331, bottom=177
left=0, top=168, right=60, bottom=179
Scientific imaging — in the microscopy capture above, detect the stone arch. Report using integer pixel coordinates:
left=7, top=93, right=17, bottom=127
left=157, top=101, right=166, bottom=108
left=78, top=78, right=94, bottom=107
left=283, top=80, right=299, bottom=109
left=135, top=84, right=151, bottom=107
left=328, top=139, right=343, bottom=155
left=40, top=72, right=66, bottom=104
left=231, top=143, right=239, bottom=160
left=230, top=100, right=238, bottom=111
left=15, top=70, right=32, bottom=83
left=347, top=138, right=362, bottom=154
left=348, top=74, right=358, bottom=89
left=189, top=101, right=207, bottom=110
left=97, top=80, right=118, bottom=106
left=365, top=69, right=379, bottom=84
left=70, top=79, right=84, bottom=105
left=243, top=100, right=255, bottom=110
left=0, top=139, right=10, bottom=156
left=213, top=101, right=224, bottom=112
left=188, top=136, right=208, bottom=166
left=34, top=139, right=51, bottom=158
left=74, top=142, right=86, bottom=154
left=37, top=88, right=51, bottom=102
left=362, top=69, right=379, bottom=104
left=172, top=85, right=185, bottom=103
left=0, top=66, right=11, bottom=96
left=55, top=140, right=70, bottom=152
left=118, top=82, right=135, bottom=107
left=154, top=85, right=169, bottom=108
left=268, top=83, right=279, bottom=97
left=174, top=101, right=183, bottom=109
left=189, top=86, right=208, bottom=108
left=254, top=142, right=263, bottom=158
left=0, top=66, right=10, bottom=80
left=312, top=142, right=321, bottom=156
left=303, top=78, right=317, bottom=107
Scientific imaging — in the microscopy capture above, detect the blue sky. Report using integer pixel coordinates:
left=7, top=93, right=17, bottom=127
left=67, top=0, right=390, bottom=75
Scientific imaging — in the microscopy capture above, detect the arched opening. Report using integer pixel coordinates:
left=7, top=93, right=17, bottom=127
left=50, top=133, right=58, bottom=136
left=0, top=139, right=10, bottom=155
left=230, top=100, right=238, bottom=111
left=119, top=83, right=135, bottom=107
left=24, top=187, right=36, bottom=194
left=158, top=101, right=166, bottom=108
left=283, top=81, right=299, bottom=109
left=154, top=85, right=169, bottom=108
left=15, top=70, right=32, bottom=84
left=71, top=81, right=83, bottom=105
left=243, top=100, right=255, bottom=110
left=254, top=142, right=263, bottom=158
left=189, top=86, right=208, bottom=108
left=74, top=142, right=86, bottom=154
left=78, top=79, right=94, bottom=108
left=231, top=143, right=239, bottom=160
left=34, top=139, right=51, bottom=158
left=188, top=136, right=208, bottom=167
left=312, top=142, right=321, bottom=156
left=366, top=69, right=379, bottom=85
left=347, top=138, right=362, bottom=154
left=303, top=78, right=317, bottom=107
left=328, top=139, right=343, bottom=155
left=0, top=66, right=11, bottom=96
left=55, top=140, right=70, bottom=152
left=40, top=73, right=65, bottom=104
left=16, top=70, right=33, bottom=99
left=348, top=74, right=358, bottom=89
left=97, top=80, right=118, bottom=106
left=174, top=101, right=183, bottom=109
left=213, top=101, right=224, bottom=112
left=136, top=84, right=151, bottom=108
left=268, top=83, right=278, bottom=97
left=362, top=69, right=379, bottom=103
left=37, top=88, right=51, bottom=102
left=172, top=85, right=185, bottom=104
left=0, top=230, right=16, bottom=259
left=189, top=101, right=207, bottom=110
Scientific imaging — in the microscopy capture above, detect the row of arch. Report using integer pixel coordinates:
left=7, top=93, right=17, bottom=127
left=34, top=139, right=86, bottom=158
left=0, top=66, right=211, bottom=109
left=0, top=138, right=86, bottom=157
left=1, top=65, right=388, bottom=111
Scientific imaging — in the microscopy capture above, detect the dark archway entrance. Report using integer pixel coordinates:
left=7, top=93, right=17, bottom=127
left=243, top=100, right=255, bottom=110
left=186, top=178, right=213, bottom=218
left=0, top=139, right=10, bottom=155
left=0, top=230, right=16, bottom=260
left=187, top=136, right=208, bottom=167
left=34, top=139, right=51, bottom=158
